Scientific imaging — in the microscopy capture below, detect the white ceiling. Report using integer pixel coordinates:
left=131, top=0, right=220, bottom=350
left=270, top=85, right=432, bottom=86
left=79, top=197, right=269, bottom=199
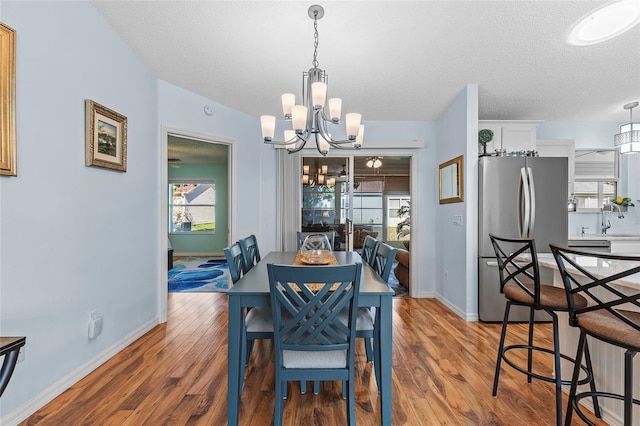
left=92, top=0, right=640, bottom=125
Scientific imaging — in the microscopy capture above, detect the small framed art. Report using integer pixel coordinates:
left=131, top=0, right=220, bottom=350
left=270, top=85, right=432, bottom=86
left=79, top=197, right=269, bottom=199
left=0, top=23, right=17, bottom=176
left=85, top=99, right=127, bottom=172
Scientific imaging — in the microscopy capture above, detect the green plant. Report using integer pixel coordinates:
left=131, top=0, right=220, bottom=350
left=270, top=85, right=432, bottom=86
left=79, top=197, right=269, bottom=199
left=396, top=201, right=411, bottom=239
left=610, top=197, right=635, bottom=207
left=478, top=129, right=494, bottom=147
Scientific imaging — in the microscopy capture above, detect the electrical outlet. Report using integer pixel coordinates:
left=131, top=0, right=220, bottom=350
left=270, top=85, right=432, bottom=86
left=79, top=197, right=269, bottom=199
left=444, top=270, right=449, bottom=281
left=88, top=310, right=103, bottom=339
left=17, top=346, right=25, bottom=363
left=453, top=215, right=463, bottom=226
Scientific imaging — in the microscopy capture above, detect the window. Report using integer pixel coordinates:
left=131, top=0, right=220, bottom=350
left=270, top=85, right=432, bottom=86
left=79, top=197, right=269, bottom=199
left=169, top=181, right=215, bottom=233
left=386, top=196, right=411, bottom=241
left=353, top=180, right=383, bottom=236
left=302, top=184, right=336, bottom=226
left=573, top=149, right=618, bottom=210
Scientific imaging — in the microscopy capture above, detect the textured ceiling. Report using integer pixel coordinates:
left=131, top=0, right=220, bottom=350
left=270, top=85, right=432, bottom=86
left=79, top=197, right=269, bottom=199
left=92, top=1, right=640, bottom=125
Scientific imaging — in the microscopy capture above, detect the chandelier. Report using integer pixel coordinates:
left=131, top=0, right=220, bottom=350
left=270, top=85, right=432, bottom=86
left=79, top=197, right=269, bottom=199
left=366, top=156, right=383, bottom=169
left=614, top=101, right=640, bottom=154
left=260, top=5, right=364, bottom=156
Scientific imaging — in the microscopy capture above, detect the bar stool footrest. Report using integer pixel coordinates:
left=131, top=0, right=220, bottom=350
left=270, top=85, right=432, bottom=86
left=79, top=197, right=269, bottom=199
left=503, top=344, right=593, bottom=386
left=573, top=391, right=639, bottom=425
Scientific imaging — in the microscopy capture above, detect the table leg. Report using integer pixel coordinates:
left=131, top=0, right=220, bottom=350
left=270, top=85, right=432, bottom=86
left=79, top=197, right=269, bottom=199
left=379, top=295, right=392, bottom=426
left=228, top=297, right=242, bottom=426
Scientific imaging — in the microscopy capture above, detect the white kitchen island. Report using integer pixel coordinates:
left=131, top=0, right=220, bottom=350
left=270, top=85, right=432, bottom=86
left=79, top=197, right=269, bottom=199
left=536, top=253, right=640, bottom=426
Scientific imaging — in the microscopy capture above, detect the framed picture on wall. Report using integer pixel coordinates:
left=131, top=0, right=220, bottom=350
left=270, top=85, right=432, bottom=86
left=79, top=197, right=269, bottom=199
left=85, top=99, right=127, bottom=172
left=0, top=23, right=17, bottom=176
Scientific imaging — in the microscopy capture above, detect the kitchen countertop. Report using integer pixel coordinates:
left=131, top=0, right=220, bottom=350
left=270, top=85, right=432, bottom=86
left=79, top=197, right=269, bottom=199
left=568, top=234, right=640, bottom=241
left=535, top=253, right=640, bottom=288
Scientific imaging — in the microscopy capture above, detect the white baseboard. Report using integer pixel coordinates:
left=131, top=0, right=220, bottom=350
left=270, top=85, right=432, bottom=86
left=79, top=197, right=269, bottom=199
left=415, top=290, right=436, bottom=298
left=1, top=318, right=159, bottom=426
left=435, top=294, right=479, bottom=322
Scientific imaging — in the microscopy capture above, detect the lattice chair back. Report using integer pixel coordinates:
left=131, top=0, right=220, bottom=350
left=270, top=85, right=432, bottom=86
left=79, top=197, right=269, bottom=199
left=370, top=242, right=397, bottom=282
left=239, top=234, right=261, bottom=272
left=489, top=233, right=542, bottom=307
left=550, top=244, right=640, bottom=333
left=361, top=235, right=379, bottom=266
left=223, top=243, right=246, bottom=284
left=296, top=231, right=335, bottom=250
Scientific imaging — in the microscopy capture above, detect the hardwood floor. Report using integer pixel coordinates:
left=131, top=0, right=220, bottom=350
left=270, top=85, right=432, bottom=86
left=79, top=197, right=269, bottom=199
left=22, top=294, right=607, bottom=425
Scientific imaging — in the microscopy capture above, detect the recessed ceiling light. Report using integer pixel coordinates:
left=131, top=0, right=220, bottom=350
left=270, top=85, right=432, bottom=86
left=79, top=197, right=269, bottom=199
left=567, top=0, right=640, bottom=46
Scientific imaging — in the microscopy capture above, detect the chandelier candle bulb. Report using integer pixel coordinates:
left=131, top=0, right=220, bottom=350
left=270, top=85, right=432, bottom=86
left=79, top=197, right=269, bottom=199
left=312, top=82, right=327, bottom=108
left=345, top=113, right=362, bottom=139
left=260, top=115, right=276, bottom=140
left=328, top=98, right=342, bottom=122
left=291, top=105, right=308, bottom=133
left=353, top=124, right=364, bottom=148
left=281, top=93, right=295, bottom=119
left=303, top=164, right=309, bottom=175
left=318, top=135, right=330, bottom=154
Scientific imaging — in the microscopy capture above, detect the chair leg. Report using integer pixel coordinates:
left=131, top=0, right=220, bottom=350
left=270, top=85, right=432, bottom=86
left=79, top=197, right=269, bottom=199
left=348, top=376, right=356, bottom=426
left=565, top=330, right=587, bottom=426
left=583, top=341, right=601, bottom=419
left=373, top=317, right=381, bottom=392
left=301, top=381, right=307, bottom=394
left=274, top=379, right=284, bottom=426
left=364, top=337, right=373, bottom=362
left=493, top=301, right=512, bottom=397
left=527, top=306, right=535, bottom=384
left=624, top=350, right=636, bottom=426
left=314, top=381, right=320, bottom=394
left=551, top=312, right=562, bottom=426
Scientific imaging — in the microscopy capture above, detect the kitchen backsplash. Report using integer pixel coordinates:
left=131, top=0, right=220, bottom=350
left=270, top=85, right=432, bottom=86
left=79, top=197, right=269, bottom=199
left=569, top=209, right=640, bottom=236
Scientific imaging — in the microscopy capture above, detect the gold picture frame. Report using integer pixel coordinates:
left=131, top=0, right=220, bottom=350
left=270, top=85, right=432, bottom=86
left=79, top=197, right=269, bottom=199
left=85, top=99, right=127, bottom=172
left=439, top=155, right=464, bottom=204
left=0, top=23, right=17, bottom=176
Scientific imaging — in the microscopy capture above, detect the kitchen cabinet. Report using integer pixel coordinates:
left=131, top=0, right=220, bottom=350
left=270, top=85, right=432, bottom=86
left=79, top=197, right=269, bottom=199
left=610, top=240, right=640, bottom=253
left=479, top=120, right=542, bottom=153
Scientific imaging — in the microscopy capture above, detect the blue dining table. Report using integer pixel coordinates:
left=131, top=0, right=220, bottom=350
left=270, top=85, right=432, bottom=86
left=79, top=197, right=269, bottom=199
left=227, top=251, right=394, bottom=425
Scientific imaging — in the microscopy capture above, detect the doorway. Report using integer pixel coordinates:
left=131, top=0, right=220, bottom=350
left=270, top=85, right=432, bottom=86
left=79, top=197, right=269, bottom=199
left=159, top=127, right=235, bottom=323
left=300, top=154, right=412, bottom=293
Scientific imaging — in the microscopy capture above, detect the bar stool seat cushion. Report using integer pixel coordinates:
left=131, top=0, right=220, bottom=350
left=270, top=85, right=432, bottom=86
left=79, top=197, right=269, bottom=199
left=504, top=282, right=588, bottom=310
left=578, top=309, right=640, bottom=350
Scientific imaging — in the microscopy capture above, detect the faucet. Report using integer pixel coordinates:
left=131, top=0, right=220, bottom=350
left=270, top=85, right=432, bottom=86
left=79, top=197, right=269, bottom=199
left=601, top=209, right=611, bottom=235
left=611, top=203, right=625, bottom=219
left=581, top=226, right=589, bottom=237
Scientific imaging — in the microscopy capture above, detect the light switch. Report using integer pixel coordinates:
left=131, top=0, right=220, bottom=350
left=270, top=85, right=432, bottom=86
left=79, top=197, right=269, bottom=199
left=453, top=215, right=463, bottom=226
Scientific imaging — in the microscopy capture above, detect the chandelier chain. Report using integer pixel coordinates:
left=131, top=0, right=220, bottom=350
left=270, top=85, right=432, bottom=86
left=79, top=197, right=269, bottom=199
left=312, top=14, right=319, bottom=68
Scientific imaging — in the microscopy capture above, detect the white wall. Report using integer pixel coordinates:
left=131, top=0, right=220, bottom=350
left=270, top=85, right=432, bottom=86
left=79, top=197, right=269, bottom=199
left=0, top=1, right=159, bottom=423
left=435, top=85, right=479, bottom=320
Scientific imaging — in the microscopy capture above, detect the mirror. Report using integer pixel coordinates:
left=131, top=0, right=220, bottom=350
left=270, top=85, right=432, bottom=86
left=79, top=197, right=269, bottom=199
left=439, top=155, right=464, bottom=204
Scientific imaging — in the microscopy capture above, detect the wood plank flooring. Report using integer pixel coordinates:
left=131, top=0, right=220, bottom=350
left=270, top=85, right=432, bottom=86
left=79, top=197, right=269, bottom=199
left=22, top=294, right=607, bottom=425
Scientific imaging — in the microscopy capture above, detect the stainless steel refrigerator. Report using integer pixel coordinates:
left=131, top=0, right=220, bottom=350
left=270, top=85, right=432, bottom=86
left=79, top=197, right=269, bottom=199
left=478, top=156, right=568, bottom=322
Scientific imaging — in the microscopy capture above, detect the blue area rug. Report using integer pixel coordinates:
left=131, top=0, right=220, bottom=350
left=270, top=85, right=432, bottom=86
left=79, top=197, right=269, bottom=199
left=168, top=257, right=229, bottom=293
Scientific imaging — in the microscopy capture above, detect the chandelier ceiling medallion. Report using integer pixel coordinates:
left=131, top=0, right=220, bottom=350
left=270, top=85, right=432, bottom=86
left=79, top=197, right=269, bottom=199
left=260, top=5, right=364, bottom=156
left=614, top=101, right=640, bottom=154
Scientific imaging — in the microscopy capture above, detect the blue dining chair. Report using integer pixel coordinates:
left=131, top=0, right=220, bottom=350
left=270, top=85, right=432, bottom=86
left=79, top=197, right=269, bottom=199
left=361, top=235, right=379, bottom=266
left=296, top=231, right=335, bottom=250
left=238, top=234, right=261, bottom=272
left=224, top=243, right=273, bottom=389
left=267, top=263, right=362, bottom=426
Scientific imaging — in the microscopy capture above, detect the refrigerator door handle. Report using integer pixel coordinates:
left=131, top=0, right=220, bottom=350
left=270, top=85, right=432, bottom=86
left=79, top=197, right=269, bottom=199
left=527, top=167, right=536, bottom=236
left=519, top=167, right=531, bottom=238
left=485, top=260, right=499, bottom=267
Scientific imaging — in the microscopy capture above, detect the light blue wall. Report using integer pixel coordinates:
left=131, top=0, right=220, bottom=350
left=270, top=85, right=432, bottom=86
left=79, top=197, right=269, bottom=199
left=157, top=80, right=278, bottom=253
left=168, top=163, right=229, bottom=254
left=435, top=85, right=479, bottom=319
left=0, top=0, right=159, bottom=421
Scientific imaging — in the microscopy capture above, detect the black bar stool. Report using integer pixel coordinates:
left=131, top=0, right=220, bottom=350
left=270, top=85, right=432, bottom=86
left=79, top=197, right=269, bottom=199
left=490, top=234, right=600, bottom=426
left=551, top=244, right=640, bottom=426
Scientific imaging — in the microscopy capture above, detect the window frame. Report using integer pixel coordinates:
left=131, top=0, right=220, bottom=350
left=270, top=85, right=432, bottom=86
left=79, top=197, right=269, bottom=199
left=573, top=149, right=619, bottom=212
left=169, top=178, right=216, bottom=234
